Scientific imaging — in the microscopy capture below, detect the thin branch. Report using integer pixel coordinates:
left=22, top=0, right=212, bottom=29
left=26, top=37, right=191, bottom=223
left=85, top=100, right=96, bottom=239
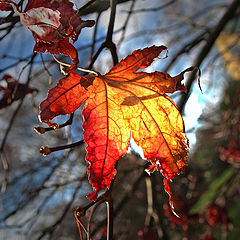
left=89, top=12, right=102, bottom=61
left=24, top=188, right=58, bottom=231
left=1, top=156, right=67, bottom=222
left=91, top=171, right=145, bottom=236
left=0, top=16, right=19, bottom=41
left=78, top=0, right=97, bottom=14
left=87, top=199, right=106, bottom=240
left=37, top=180, right=83, bottom=240
left=178, top=0, right=240, bottom=114
left=106, top=198, right=114, bottom=240
left=35, top=113, right=74, bottom=134
left=87, top=0, right=119, bottom=71
left=151, top=175, right=169, bottom=239
left=105, top=0, right=118, bottom=65
left=0, top=54, right=32, bottom=74
left=87, top=44, right=105, bottom=70
left=164, top=31, right=207, bottom=72
left=40, top=54, right=53, bottom=85
left=125, top=0, right=176, bottom=13
left=79, top=0, right=130, bottom=16
left=40, top=140, right=84, bottom=156
left=144, top=177, right=153, bottom=227
left=117, top=0, right=136, bottom=46
left=53, top=55, right=98, bottom=76
left=0, top=53, right=36, bottom=192
left=106, top=0, right=117, bottom=42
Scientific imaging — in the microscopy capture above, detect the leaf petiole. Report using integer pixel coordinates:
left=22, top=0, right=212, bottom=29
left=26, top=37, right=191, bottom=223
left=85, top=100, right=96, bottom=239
left=35, top=113, right=74, bottom=134
left=53, top=55, right=98, bottom=76
left=40, top=140, right=84, bottom=156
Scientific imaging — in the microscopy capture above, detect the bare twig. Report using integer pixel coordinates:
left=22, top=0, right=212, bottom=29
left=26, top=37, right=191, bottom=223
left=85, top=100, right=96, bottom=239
left=79, top=0, right=130, bottom=16
left=0, top=16, right=19, bottom=41
left=144, top=177, right=153, bottom=227
left=106, top=197, right=114, bottom=240
left=87, top=199, right=106, bottom=240
left=78, top=0, right=97, bottom=14
left=1, top=155, right=67, bottom=222
left=88, top=0, right=119, bottom=69
left=89, top=12, right=101, bottom=61
left=40, top=54, right=53, bottom=85
left=91, top=171, right=145, bottom=236
left=178, top=0, right=240, bottom=114
left=53, top=55, right=98, bottom=76
left=151, top=175, right=169, bottom=239
left=37, top=180, right=83, bottom=240
left=35, top=113, right=74, bottom=134
left=0, top=53, right=36, bottom=192
left=40, top=140, right=84, bottom=156
left=0, top=54, right=32, bottom=74
left=124, top=0, right=176, bottom=13
left=117, top=0, right=136, bottom=46
left=106, top=0, right=118, bottom=66
left=164, top=32, right=207, bottom=72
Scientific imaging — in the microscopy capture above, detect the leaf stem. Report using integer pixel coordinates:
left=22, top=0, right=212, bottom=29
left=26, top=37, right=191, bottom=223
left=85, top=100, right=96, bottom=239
left=35, top=113, right=74, bottom=134
left=53, top=55, right=98, bottom=76
left=75, top=216, right=88, bottom=239
left=145, top=177, right=153, bottom=227
left=106, top=198, right=114, bottom=240
left=87, top=199, right=105, bottom=240
left=40, top=140, right=84, bottom=156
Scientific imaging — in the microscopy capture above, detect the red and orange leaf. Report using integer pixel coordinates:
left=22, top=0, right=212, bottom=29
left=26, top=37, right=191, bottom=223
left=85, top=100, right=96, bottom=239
left=39, top=72, right=89, bottom=126
left=106, top=45, right=168, bottom=78
left=0, top=0, right=94, bottom=72
left=82, top=78, right=131, bottom=200
left=39, top=46, right=193, bottom=202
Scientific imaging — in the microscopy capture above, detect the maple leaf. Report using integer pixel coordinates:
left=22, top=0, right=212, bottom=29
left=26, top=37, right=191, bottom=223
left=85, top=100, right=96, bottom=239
left=0, top=0, right=95, bottom=72
left=0, top=74, right=38, bottom=109
left=39, top=46, right=194, bottom=202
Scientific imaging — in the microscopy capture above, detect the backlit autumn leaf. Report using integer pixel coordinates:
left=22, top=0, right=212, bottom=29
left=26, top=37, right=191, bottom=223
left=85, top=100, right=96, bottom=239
left=39, top=46, right=194, bottom=202
left=0, top=0, right=94, bottom=72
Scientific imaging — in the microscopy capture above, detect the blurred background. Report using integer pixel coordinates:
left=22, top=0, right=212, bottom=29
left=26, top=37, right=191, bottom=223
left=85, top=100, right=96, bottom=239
left=0, top=0, right=239, bottom=239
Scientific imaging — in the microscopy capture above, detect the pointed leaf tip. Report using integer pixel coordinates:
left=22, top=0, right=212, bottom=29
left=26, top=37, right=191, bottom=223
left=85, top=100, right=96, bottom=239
left=87, top=191, right=98, bottom=202
left=39, top=72, right=89, bottom=126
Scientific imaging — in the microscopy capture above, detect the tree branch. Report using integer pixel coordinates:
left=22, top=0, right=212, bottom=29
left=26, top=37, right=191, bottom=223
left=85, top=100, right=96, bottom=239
left=0, top=53, right=37, bottom=193
left=40, top=140, right=84, bottom=156
left=178, top=0, right=240, bottom=114
left=35, top=113, right=74, bottom=134
left=79, top=0, right=131, bottom=16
